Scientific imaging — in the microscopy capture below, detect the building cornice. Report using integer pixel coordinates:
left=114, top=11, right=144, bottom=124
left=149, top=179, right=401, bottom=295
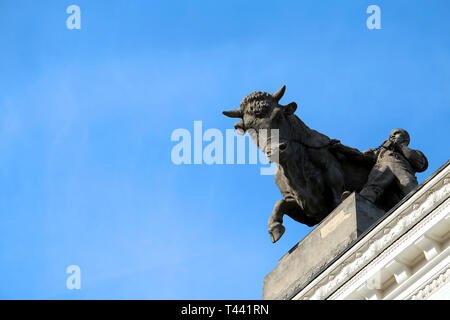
left=331, top=198, right=449, bottom=299
left=409, top=267, right=450, bottom=300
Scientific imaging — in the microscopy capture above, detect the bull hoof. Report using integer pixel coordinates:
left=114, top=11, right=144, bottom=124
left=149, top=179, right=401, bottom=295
left=269, top=224, right=285, bottom=243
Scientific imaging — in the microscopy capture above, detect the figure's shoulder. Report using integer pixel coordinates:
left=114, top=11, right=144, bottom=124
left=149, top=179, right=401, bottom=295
left=363, top=146, right=381, bottom=154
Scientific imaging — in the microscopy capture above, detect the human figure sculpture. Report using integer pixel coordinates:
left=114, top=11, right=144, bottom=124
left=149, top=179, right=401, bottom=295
left=358, top=128, right=428, bottom=203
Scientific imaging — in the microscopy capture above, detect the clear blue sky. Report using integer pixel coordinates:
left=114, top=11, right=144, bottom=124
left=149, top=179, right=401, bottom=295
left=0, top=0, right=449, bottom=299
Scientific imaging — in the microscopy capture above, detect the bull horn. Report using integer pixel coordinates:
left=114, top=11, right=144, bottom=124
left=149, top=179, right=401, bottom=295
left=222, top=109, right=242, bottom=118
left=272, top=85, right=286, bottom=102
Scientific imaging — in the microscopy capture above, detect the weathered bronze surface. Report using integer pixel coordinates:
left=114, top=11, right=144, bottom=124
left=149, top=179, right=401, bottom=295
left=223, top=86, right=428, bottom=243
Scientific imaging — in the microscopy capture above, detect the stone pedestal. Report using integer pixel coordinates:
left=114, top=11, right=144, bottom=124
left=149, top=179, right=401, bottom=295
left=263, top=192, right=385, bottom=300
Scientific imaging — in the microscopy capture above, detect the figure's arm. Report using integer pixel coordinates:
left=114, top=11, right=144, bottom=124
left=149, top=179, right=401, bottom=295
left=329, top=140, right=365, bottom=161
left=329, top=140, right=378, bottom=163
left=398, top=145, right=428, bottom=172
left=362, top=147, right=380, bottom=163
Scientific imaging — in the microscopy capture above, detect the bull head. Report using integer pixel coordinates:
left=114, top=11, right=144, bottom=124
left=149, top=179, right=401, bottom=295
left=223, top=85, right=286, bottom=119
left=222, top=85, right=299, bottom=163
left=222, top=85, right=296, bottom=134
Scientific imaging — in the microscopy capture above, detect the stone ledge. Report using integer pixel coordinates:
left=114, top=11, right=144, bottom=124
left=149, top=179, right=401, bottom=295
left=263, top=192, right=385, bottom=300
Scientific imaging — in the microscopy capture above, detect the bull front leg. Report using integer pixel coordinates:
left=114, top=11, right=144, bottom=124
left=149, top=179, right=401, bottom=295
left=268, top=199, right=298, bottom=243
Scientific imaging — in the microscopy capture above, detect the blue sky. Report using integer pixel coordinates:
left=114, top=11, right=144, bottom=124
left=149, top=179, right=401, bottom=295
left=0, top=0, right=449, bottom=299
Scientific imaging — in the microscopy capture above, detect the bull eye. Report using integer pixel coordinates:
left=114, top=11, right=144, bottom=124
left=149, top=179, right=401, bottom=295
left=234, top=119, right=246, bottom=135
left=234, top=123, right=246, bottom=135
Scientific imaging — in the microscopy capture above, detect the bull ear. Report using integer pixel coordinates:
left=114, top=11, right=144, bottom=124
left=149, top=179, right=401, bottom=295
left=222, top=109, right=242, bottom=118
left=282, top=102, right=297, bottom=115
left=272, top=85, right=286, bottom=102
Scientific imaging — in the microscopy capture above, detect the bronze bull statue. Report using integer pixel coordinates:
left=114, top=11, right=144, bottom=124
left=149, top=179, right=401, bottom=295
left=223, top=85, right=403, bottom=243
